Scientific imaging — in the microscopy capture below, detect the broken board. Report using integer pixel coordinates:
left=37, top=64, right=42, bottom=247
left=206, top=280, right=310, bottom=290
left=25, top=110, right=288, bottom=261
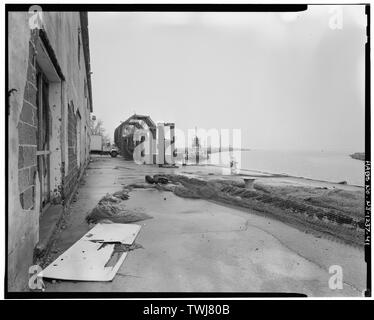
left=83, top=223, right=141, bottom=244
left=40, top=223, right=141, bottom=281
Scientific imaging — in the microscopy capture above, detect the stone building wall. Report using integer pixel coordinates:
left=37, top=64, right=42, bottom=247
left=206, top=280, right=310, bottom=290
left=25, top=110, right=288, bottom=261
left=65, top=102, right=79, bottom=200
left=18, top=31, right=39, bottom=210
left=8, top=11, right=93, bottom=291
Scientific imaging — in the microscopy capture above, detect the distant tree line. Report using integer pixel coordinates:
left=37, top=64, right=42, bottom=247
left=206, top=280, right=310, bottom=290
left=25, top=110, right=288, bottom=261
left=89, top=117, right=111, bottom=145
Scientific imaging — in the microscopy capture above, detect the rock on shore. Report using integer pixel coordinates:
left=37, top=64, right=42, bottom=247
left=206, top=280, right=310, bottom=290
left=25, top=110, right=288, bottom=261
left=350, top=152, right=365, bottom=161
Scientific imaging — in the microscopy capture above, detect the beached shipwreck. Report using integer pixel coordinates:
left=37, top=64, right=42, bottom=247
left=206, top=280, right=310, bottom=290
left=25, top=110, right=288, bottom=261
left=114, top=114, right=177, bottom=165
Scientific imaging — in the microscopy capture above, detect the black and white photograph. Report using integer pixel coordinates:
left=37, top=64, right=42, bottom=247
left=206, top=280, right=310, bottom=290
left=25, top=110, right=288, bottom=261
left=4, top=2, right=371, bottom=302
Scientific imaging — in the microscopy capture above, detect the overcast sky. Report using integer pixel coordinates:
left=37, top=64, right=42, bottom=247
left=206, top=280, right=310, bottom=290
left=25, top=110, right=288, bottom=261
left=88, top=5, right=366, bottom=152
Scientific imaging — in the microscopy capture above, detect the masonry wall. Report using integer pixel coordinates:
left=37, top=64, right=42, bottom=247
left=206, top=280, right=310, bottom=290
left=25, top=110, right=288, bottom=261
left=64, top=103, right=79, bottom=199
left=41, top=12, right=92, bottom=201
left=8, top=13, right=40, bottom=293
left=18, top=31, right=38, bottom=211
left=8, top=11, right=92, bottom=291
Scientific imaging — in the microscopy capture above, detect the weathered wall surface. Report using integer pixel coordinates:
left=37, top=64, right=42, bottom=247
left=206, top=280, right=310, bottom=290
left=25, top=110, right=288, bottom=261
left=49, top=81, right=63, bottom=203
left=8, top=12, right=40, bottom=293
left=8, top=11, right=92, bottom=291
left=18, top=31, right=39, bottom=210
left=65, top=102, right=79, bottom=199
left=41, top=12, right=92, bottom=200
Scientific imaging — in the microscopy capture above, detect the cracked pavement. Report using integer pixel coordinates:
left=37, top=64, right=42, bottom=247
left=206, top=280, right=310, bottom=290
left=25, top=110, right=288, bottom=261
left=44, top=155, right=365, bottom=296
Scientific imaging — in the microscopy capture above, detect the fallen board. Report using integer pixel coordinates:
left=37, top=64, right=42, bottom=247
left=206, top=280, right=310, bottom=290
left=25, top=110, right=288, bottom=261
left=83, top=223, right=141, bottom=244
left=40, top=223, right=141, bottom=281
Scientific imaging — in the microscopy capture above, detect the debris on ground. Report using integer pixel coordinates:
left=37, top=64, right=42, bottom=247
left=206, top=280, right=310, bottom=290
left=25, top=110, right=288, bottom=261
left=153, top=175, right=169, bottom=184
left=158, top=164, right=179, bottom=168
left=40, top=223, right=142, bottom=282
left=112, top=190, right=130, bottom=200
left=103, top=243, right=144, bottom=268
left=145, top=175, right=155, bottom=184
left=128, top=182, right=158, bottom=189
left=99, top=194, right=121, bottom=203
left=86, top=189, right=152, bottom=224
left=145, top=174, right=169, bottom=184
left=86, top=203, right=152, bottom=224
left=156, top=184, right=179, bottom=193
left=173, top=185, right=201, bottom=199
left=133, top=175, right=178, bottom=192
left=100, top=242, right=143, bottom=253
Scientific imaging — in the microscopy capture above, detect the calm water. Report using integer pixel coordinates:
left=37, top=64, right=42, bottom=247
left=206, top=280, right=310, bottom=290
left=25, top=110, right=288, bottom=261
left=236, top=150, right=364, bottom=186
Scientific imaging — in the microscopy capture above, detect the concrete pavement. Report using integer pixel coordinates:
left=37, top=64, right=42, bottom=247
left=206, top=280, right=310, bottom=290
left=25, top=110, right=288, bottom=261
left=44, top=155, right=365, bottom=296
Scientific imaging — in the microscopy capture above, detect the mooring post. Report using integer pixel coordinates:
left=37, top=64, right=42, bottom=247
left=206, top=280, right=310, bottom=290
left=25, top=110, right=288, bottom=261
left=243, top=178, right=256, bottom=190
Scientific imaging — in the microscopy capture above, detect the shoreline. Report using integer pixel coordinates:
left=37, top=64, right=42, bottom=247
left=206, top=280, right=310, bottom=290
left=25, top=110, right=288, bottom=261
left=350, top=152, right=365, bottom=161
left=177, top=148, right=364, bottom=187
left=183, top=163, right=364, bottom=189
